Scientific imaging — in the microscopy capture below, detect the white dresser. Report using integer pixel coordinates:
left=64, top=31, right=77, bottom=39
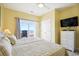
left=61, top=31, right=75, bottom=52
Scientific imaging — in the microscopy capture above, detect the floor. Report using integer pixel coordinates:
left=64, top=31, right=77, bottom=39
left=67, top=51, right=79, bottom=56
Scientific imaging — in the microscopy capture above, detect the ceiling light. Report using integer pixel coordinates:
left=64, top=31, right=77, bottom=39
left=38, top=3, right=44, bottom=8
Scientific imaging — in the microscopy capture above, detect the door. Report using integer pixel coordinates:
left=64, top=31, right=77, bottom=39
left=41, top=19, right=52, bottom=42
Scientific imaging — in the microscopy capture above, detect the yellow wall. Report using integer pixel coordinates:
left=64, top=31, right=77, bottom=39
left=55, top=4, right=79, bottom=48
left=0, top=5, right=4, bottom=30
left=55, top=9, right=60, bottom=44
left=1, top=7, right=41, bottom=37
left=0, top=6, right=1, bottom=27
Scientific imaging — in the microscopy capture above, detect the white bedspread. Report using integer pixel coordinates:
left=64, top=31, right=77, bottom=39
left=12, top=39, right=66, bottom=56
left=15, top=37, right=41, bottom=46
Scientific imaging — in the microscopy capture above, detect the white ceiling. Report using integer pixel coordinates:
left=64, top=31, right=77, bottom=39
left=3, top=3, right=75, bottom=16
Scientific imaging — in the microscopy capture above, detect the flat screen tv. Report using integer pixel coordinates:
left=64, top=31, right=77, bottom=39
left=60, top=16, right=78, bottom=27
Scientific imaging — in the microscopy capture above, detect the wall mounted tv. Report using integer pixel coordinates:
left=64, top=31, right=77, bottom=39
left=60, top=16, right=78, bottom=27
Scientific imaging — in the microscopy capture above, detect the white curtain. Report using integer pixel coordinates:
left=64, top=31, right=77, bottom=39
left=15, top=18, right=21, bottom=39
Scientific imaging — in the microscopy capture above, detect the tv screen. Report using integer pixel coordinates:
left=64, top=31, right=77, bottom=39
left=60, top=16, right=78, bottom=27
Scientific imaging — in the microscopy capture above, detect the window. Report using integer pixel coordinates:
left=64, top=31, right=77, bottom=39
left=20, top=19, right=36, bottom=38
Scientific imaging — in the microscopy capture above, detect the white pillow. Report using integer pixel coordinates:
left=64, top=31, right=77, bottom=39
left=0, top=32, right=11, bottom=44
left=7, top=35, right=17, bottom=45
left=0, top=37, right=12, bottom=56
left=0, top=32, right=5, bottom=40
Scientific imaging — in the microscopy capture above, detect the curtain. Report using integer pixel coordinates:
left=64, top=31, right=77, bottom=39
left=15, top=18, right=21, bottom=39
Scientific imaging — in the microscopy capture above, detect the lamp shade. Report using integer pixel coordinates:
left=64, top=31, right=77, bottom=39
left=4, top=29, right=11, bottom=35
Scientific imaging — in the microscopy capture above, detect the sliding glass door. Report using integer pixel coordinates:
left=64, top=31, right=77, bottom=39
left=20, top=19, right=36, bottom=38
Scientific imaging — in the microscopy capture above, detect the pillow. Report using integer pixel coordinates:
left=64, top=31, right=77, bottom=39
left=0, top=32, right=5, bottom=40
left=7, top=35, right=17, bottom=45
left=0, top=32, right=10, bottom=44
left=0, top=37, right=12, bottom=56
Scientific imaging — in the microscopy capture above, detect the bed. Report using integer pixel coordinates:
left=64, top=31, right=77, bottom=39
left=12, top=38, right=66, bottom=56
left=15, top=37, right=41, bottom=46
left=0, top=35, right=66, bottom=56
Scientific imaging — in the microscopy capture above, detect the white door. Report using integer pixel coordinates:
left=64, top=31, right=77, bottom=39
left=41, top=19, right=52, bottom=42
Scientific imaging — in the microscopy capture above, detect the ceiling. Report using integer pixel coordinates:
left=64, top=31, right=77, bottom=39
left=2, top=3, right=75, bottom=16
